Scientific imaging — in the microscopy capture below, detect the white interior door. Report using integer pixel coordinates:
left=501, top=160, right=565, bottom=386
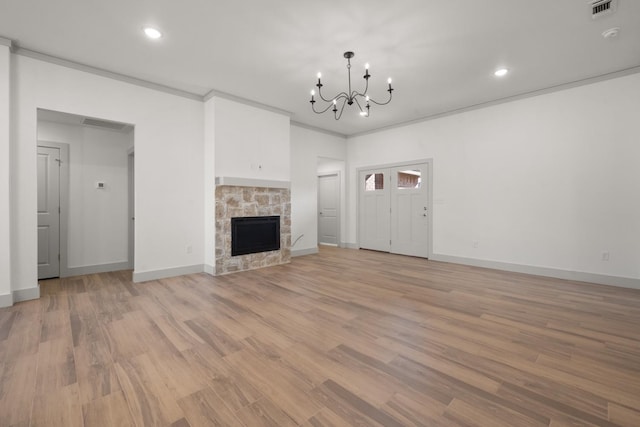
left=390, top=163, right=429, bottom=257
left=318, top=173, right=339, bottom=245
left=358, top=168, right=391, bottom=252
left=37, top=146, right=61, bottom=279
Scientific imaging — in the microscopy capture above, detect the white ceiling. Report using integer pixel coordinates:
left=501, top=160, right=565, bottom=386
left=2, top=1, right=639, bottom=136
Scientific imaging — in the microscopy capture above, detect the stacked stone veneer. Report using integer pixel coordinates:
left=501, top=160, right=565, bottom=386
left=215, top=185, right=291, bottom=275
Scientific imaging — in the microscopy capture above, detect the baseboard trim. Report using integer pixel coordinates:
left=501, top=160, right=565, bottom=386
left=430, top=254, right=640, bottom=290
left=14, top=285, right=41, bottom=303
left=65, top=261, right=131, bottom=278
left=133, top=264, right=204, bottom=283
left=292, top=247, right=319, bottom=257
left=0, top=292, right=13, bottom=308
left=204, top=264, right=215, bottom=276
left=343, top=242, right=359, bottom=249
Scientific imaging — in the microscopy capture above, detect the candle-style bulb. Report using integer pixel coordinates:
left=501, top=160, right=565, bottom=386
left=387, top=78, right=392, bottom=84
left=317, top=72, right=322, bottom=79
left=365, top=63, right=370, bottom=70
left=310, top=90, right=315, bottom=96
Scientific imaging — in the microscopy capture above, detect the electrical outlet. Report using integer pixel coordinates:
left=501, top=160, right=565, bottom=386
left=601, top=251, right=610, bottom=261
left=186, top=245, right=192, bottom=254
left=472, top=241, right=479, bottom=248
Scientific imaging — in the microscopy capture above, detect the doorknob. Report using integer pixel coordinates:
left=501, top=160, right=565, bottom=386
left=423, top=213, right=427, bottom=217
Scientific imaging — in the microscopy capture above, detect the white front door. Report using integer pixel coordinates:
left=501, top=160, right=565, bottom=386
left=358, top=168, right=391, bottom=252
left=37, top=146, right=61, bottom=279
left=318, top=173, right=339, bottom=245
left=358, top=162, right=430, bottom=258
left=390, top=163, right=429, bottom=257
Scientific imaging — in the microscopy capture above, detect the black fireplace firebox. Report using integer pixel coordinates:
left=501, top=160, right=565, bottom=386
left=231, top=216, right=280, bottom=256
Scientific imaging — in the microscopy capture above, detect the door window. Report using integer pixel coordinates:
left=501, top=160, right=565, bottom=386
left=397, top=170, right=421, bottom=189
left=365, top=173, right=384, bottom=191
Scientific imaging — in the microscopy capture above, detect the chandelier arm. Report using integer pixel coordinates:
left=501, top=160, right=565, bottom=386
left=353, top=97, right=365, bottom=113
left=311, top=101, right=338, bottom=114
left=361, top=76, right=370, bottom=97
left=334, top=98, right=348, bottom=120
left=318, top=86, right=351, bottom=103
left=349, top=82, right=369, bottom=101
left=368, top=90, right=393, bottom=106
left=316, top=85, right=335, bottom=103
left=333, top=92, right=350, bottom=102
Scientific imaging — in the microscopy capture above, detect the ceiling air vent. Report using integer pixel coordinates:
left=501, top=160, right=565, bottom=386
left=82, top=117, right=128, bottom=131
left=589, top=0, right=617, bottom=19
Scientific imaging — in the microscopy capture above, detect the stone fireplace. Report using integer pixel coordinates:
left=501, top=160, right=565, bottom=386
left=215, top=178, right=291, bottom=275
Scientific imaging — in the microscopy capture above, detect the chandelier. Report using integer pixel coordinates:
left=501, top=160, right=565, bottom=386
left=310, top=51, right=393, bottom=120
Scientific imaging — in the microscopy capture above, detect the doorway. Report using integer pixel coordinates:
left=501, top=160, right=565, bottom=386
left=358, top=161, right=432, bottom=258
left=37, top=109, right=134, bottom=278
left=318, top=173, right=340, bottom=246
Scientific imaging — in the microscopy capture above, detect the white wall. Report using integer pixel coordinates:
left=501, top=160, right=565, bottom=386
left=214, top=97, right=290, bottom=181
left=318, top=158, right=345, bottom=175
left=290, top=125, right=347, bottom=254
left=11, top=54, right=204, bottom=291
left=37, top=120, right=132, bottom=270
left=347, top=73, right=640, bottom=281
left=0, top=44, right=11, bottom=305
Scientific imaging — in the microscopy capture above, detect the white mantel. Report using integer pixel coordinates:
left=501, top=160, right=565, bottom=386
left=215, top=176, right=290, bottom=189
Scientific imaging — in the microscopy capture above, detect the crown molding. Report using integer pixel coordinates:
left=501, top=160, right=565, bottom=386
left=290, top=121, right=347, bottom=139
left=12, top=42, right=294, bottom=119
left=13, top=45, right=203, bottom=101
left=0, top=37, right=13, bottom=50
left=6, top=37, right=639, bottom=139
left=203, top=89, right=292, bottom=117
left=349, top=64, right=640, bottom=139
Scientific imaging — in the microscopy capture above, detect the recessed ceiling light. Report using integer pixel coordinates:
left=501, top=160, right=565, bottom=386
left=494, top=68, right=509, bottom=77
left=143, top=27, right=162, bottom=40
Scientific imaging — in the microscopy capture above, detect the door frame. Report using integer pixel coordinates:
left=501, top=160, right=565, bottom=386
left=127, top=149, right=135, bottom=269
left=356, top=158, right=433, bottom=258
left=317, top=171, right=341, bottom=247
left=37, top=141, right=70, bottom=278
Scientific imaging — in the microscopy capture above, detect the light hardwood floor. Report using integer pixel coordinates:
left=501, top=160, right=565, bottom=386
left=1, top=246, right=640, bottom=426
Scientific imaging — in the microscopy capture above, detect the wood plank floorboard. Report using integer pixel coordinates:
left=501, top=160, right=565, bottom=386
left=1, top=246, right=640, bottom=426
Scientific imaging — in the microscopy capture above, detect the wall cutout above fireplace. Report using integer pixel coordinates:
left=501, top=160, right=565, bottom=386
left=231, top=216, right=280, bottom=256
